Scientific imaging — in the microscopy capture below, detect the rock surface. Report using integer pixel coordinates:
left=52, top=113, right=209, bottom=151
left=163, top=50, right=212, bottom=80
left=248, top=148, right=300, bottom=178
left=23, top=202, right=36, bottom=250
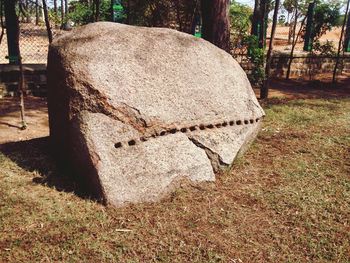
left=47, top=22, right=265, bottom=206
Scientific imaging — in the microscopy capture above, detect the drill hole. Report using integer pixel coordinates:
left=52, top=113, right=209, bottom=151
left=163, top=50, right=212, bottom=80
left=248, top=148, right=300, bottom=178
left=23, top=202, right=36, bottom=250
left=170, top=128, right=177, bottom=134
left=128, top=140, right=136, bottom=146
left=115, top=142, right=122, bottom=148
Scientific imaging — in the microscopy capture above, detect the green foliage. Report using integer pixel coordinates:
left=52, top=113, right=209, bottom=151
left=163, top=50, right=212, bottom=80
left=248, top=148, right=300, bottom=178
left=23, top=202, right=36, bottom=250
left=68, top=1, right=93, bottom=25
left=230, top=0, right=252, bottom=53
left=243, top=35, right=265, bottom=86
left=230, top=1, right=252, bottom=34
left=283, top=0, right=297, bottom=14
left=68, top=0, right=112, bottom=25
left=48, top=9, right=61, bottom=26
left=312, top=2, right=341, bottom=40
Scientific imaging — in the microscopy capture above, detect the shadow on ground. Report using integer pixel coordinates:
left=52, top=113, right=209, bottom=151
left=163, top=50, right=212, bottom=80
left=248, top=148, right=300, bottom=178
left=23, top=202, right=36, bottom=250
left=0, top=136, right=94, bottom=200
left=268, top=76, right=350, bottom=100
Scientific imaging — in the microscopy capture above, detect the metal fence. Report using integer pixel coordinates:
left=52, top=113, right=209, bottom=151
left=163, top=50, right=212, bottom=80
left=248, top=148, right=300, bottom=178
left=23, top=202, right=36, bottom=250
left=0, top=22, right=53, bottom=64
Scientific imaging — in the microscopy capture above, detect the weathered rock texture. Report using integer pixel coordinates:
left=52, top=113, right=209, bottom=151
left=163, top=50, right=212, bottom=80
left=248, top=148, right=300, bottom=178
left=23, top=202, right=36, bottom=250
left=47, top=22, right=265, bottom=206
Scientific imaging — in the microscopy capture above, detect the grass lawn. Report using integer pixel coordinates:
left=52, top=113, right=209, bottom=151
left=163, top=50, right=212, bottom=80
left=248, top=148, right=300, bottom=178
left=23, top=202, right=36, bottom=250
left=0, top=97, right=349, bottom=262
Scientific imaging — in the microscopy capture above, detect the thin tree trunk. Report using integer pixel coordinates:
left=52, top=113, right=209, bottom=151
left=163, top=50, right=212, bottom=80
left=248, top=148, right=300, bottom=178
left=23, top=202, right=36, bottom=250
left=16, top=9, right=27, bottom=129
left=258, top=0, right=267, bottom=48
left=0, top=0, right=4, bottom=45
left=286, top=16, right=306, bottom=80
left=260, top=0, right=280, bottom=99
left=18, top=51, right=27, bottom=130
left=54, top=0, right=58, bottom=15
left=174, top=0, right=183, bottom=32
left=201, top=0, right=231, bottom=53
left=61, top=0, right=65, bottom=26
left=251, top=0, right=260, bottom=36
left=65, top=0, right=68, bottom=18
left=126, top=0, right=130, bottom=24
left=333, top=0, right=350, bottom=84
left=94, top=0, right=100, bottom=22
left=36, top=0, right=39, bottom=25
left=42, top=0, right=53, bottom=43
left=287, top=15, right=293, bottom=44
left=291, top=4, right=298, bottom=45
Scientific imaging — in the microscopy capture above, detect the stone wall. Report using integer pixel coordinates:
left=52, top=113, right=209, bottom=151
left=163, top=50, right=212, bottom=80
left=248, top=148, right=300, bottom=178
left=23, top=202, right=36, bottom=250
left=236, top=51, right=350, bottom=78
left=270, top=51, right=350, bottom=78
left=0, top=64, right=46, bottom=98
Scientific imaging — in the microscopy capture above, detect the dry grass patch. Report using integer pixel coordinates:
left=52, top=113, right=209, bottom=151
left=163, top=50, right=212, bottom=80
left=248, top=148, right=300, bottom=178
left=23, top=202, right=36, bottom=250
left=1, top=98, right=349, bottom=262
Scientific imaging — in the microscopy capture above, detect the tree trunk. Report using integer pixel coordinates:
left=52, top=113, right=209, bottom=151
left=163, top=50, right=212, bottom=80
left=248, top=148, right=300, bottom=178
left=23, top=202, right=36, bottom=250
left=345, top=9, right=350, bottom=52
left=54, top=0, right=58, bottom=15
left=333, top=0, right=350, bottom=84
left=251, top=0, right=260, bottom=36
left=201, top=0, right=231, bottom=53
left=18, top=46, right=27, bottom=130
left=291, top=4, right=298, bottom=44
left=4, top=0, right=26, bottom=128
left=95, top=0, right=100, bottom=22
left=287, top=16, right=293, bottom=44
left=42, top=0, right=53, bottom=43
left=260, top=0, right=280, bottom=99
left=303, top=2, right=315, bottom=51
left=61, top=0, right=65, bottom=25
left=286, top=16, right=306, bottom=80
left=0, top=0, right=4, bottom=46
left=258, top=0, right=267, bottom=48
left=65, top=0, right=68, bottom=18
left=36, top=0, right=39, bottom=25
left=4, top=0, right=20, bottom=65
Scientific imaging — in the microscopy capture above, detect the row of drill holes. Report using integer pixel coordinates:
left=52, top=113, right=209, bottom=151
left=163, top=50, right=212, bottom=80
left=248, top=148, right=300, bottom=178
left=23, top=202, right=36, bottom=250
left=114, top=118, right=260, bottom=149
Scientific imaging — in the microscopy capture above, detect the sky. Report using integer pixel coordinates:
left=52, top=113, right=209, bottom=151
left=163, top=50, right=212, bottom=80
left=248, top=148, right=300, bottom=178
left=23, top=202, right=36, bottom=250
left=236, top=0, right=255, bottom=8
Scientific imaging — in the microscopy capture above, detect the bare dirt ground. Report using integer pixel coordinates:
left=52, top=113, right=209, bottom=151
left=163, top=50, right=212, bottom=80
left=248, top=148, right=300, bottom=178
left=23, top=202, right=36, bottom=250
left=0, top=97, right=48, bottom=144
left=269, top=26, right=342, bottom=52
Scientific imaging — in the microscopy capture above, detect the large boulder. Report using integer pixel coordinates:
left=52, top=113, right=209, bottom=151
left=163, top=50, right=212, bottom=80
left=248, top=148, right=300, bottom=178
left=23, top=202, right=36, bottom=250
left=47, top=22, right=265, bottom=206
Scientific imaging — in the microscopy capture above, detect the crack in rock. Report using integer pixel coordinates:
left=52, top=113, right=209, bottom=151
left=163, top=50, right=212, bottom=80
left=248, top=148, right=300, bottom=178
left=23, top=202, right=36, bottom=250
left=188, top=137, right=228, bottom=173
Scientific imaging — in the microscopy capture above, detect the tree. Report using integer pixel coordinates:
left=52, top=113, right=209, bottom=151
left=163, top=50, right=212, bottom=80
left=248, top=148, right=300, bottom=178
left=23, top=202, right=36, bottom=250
left=201, top=0, right=231, bottom=53
left=42, top=0, right=53, bottom=43
left=286, top=16, right=306, bottom=79
left=251, top=0, right=260, bottom=36
left=4, top=0, right=20, bottom=64
left=333, top=0, right=350, bottom=83
left=94, top=0, right=100, bottom=21
left=0, top=0, right=4, bottom=46
left=260, top=0, right=280, bottom=99
left=54, top=0, right=58, bottom=15
left=230, top=0, right=252, bottom=54
left=61, top=0, right=65, bottom=26
left=36, top=0, right=40, bottom=25
left=4, top=0, right=27, bottom=129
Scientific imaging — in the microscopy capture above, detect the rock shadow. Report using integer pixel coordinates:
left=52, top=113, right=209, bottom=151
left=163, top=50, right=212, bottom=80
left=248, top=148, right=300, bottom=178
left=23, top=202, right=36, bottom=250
left=0, top=136, right=95, bottom=201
